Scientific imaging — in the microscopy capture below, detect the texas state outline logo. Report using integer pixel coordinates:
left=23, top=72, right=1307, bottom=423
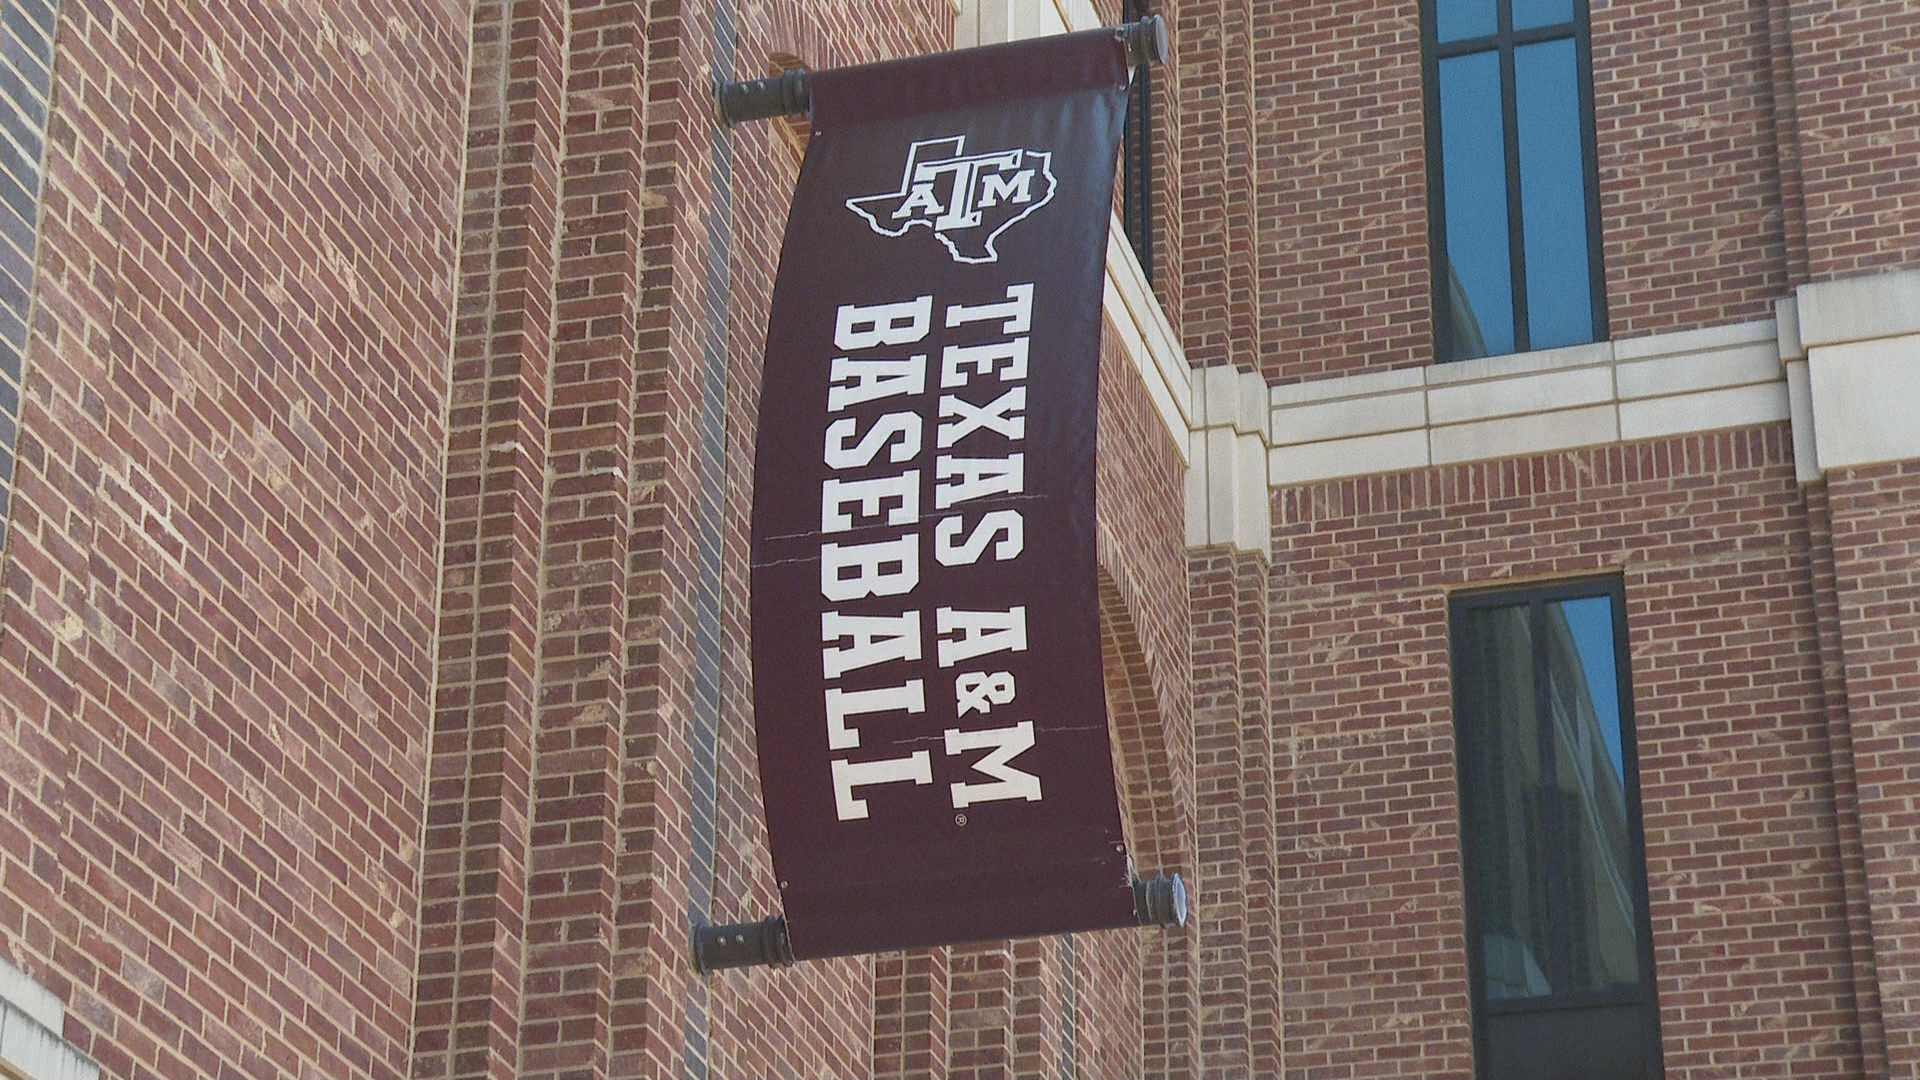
left=846, top=136, right=1059, bottom=265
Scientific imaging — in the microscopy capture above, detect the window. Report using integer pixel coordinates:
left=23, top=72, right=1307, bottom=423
left=1451, top=580, right=1662, bottom=1080
left=1422, top=0, right=1604, bottom=361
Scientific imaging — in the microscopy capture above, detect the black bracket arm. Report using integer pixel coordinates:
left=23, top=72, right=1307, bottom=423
left=691, top=872, right=1185, bottom=974
left=691, top=914, right=795, bottom=974
left=713, top=16, right=1170, bottom=127
left=1133, top=872, right=1188, bottom=927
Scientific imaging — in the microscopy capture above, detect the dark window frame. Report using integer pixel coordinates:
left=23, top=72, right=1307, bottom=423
left=1450, top=577, right=1663, bottom=1080
left=1121, top=0, right=1154, bottom=283
left=1421, top=0, right=1607, bottom=361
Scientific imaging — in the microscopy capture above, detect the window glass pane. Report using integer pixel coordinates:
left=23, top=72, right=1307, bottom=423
left=1514, top=39, right=1594, bottom=350
left=1512, top=0, right=1574, bottom=31
left=1542, top=596, right=1641, bottom=993
left=1436, top=0, right=1497, bottom=42
left=1439, top=51, right=1515, bottom=358
left=1458, top=604, right=1552, bottom=1001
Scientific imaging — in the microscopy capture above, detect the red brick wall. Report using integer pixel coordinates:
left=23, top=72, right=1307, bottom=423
left=1246, top=0, right=1847, bottom=383
left=0, top=2, right=468, bottom=1077
left=1175, top=0, right=1267, bottom=374
left=1784, top=0, right=1920, bottom=278
left=1826, top=460, right=1920, bottom=1078
left=1272, top=427, right=1861, bottom=1078
left=1255, top=0, right=1431, bottom=383
left=1591, top=0, right=1790, bottom=338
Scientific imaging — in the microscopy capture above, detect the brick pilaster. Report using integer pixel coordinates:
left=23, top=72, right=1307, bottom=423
left=1827, top=460, right=1920, bottom=1076
left=873, top=948, right=950, bottom=1080
left=412, top=1, right=566, bottom=1076
left=948, top=941, right=1015, bottom=1079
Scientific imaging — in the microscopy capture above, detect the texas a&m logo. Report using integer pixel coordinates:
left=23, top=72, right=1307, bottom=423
left=846, top=136, right=1057, bottom=264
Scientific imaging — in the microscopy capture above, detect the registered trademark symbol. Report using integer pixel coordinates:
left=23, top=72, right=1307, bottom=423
left=954, top=813, right=968, bottom=827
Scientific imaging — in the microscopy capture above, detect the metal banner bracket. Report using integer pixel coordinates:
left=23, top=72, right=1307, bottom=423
left=713, top=16, right=1169, bottom=127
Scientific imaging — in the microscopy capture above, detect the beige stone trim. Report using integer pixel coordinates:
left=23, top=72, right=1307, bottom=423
left=1270, top=319, right=1790, bottom=486
left=0, top=959, right=98, bottom=1080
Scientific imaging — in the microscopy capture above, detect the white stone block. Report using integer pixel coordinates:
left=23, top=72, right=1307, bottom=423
left=1185, top=431, right=1211, bottom=547
left=1618, top=382, right=1789, bottom=442
left=1427, top=364, right=1615, bottom=426
left=1206, top=426, right=1240, bottom=544
left=1197, top=365, right=1243, bottom=428
left=65, top=1048, right=102, bottom=1080
left=0, top=1010, right=61, bottom=1080
left=1270, top=429, right=1428, bottom=486
left=1785, top=359, right=1819, bottom=483
left=1103, top=265, right=1190, bottom=458
left=1429, top=404, right=1619, bottom=465
left=1425, top=340, right=1614, bottom=385
left=1797, top=267, right=1920, bottom=349
left=1273, top=389, right=1425, bottom=446
left=1235, top=430, right=1271, bottom=556
left=1807, top=333, right=1920, bottom=470
left=1615, top=341, right=1779, bottom=400
left=1270, top=365, right=1423, bottom=407
left=1611, top=318, right=1774, bottom=361
left=1237, top=369, right=1271, bottom=438
left=1103, top=217, right=1192, bottom=443
left=1050, top=0, right=1100, bottom=31
left=0, top=959, right=60, bottom=1037
left=1775, top=297, right=1804, bottom=363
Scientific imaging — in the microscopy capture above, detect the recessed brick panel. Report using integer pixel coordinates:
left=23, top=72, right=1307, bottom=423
left=1273, top=427, right=1859, bottom=1078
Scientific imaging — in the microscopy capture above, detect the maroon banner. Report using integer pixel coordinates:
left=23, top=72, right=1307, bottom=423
left=749, top=29, right=1136, bottom=960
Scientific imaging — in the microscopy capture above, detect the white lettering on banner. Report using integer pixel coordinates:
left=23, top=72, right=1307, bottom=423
left=945, top=282, right=1033, bottom=334
left=954, top=672, right=1014, bottom=717
left=934, top=509, right=1023, bottom=567
left=828, top=356, right=928, bottom=412
left=935, top=606, right=1028, bottom=668
left=945, top=722, right=1042, bottom=807
left=820, top=535, right=919, bottom=601
left=821, top=611, right=922, bottom=679
left=836, top=295, right=933, bottom=350
left=934, top=454, right=1024, bottom=509
left=819, top=284, right=1046, bottom=820
left=833, top=752, right=933, bottom=820
left=940, top=338, right=1028, bottom=388
left=826, top=681, right=925, bottom=750
left=937, top=388, right=1026, bottom=447
left=822, top=472, right=920, bottom=533
left=825, top=412, right=921, bottom=469
left=846, top=141, right=1056, bottom=265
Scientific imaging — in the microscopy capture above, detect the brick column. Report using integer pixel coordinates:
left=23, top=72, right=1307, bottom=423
left=948, top=941, right=1016, bottom=1079
left=411, top=0, right=567, bottom=1076
left=1778, top=269, right=1920, bottom=1075
left=1182, top=361, right=1273, bottom=1077
left=1010, top=936, right=1069, bottom=1079
left=1827, top=460, right=1920, bottom=1076
left=1803, top=483, right=1886, bottom=1078
left=873, top=948, right=950, bottom=1080
left=1189, top=545, right=1273, bottom=1079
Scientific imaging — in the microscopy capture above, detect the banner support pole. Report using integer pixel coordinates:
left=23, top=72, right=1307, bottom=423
left=1133, top=873, right=1188, bottom=928
left=691, top=914, right=795, bottom=974
left=713, top=16, right=1170, bottom=127
left=691, top=871, right=1185, bottom=973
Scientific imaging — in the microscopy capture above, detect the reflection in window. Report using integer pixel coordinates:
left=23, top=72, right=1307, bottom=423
left=1452, top=581, right=1662, bottom=1080
left=1425, top=0, right=1604, bottom=361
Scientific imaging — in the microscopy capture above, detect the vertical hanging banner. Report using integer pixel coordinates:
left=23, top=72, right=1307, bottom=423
left=750, top=29, right=1136, bottom=960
